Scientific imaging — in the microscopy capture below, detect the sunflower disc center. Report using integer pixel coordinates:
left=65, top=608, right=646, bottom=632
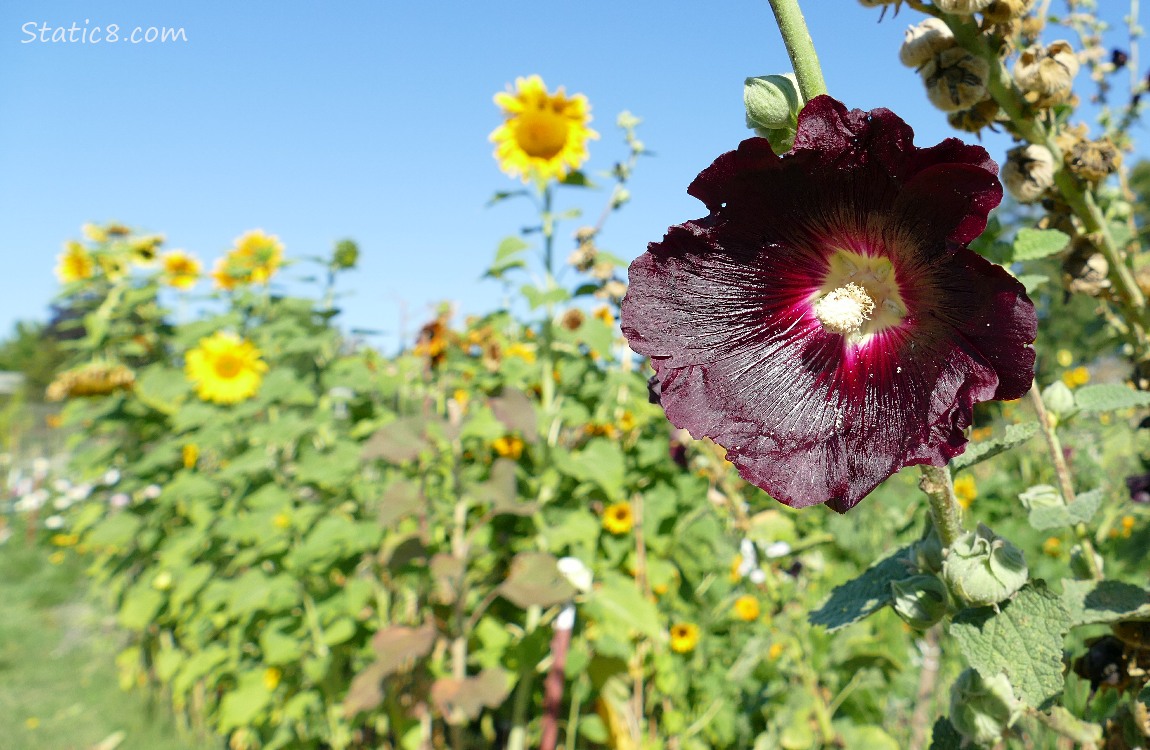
left=214, top=353, right=244, bottom=379
left=814, top=283, right=875, bottom=336
left=516, top=110, right=569, bottom=158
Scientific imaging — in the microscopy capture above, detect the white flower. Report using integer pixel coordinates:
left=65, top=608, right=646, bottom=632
left=556, top=556, right=593, bottom=593
left=109, top=492, right=131, bottom=508
left=102, top=469, right=121, bottom=485
left=32, top=457, right=51, bottom=477
left=764, top=541, right=793, bottom=559
left=53, top=478, right=72, bottom=493
left=142, top=484, right=162, bottom=500
left=44, top=515, right=65, bottom=529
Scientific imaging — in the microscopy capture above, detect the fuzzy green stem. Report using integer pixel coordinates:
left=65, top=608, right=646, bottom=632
left=766, top=0, right=828, bottom=101
left=918, top=465, right=964, bottom=549
left=506, top=605, right=542, bottom=750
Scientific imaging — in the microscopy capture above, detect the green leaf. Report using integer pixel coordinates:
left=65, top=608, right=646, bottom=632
left=485, top=236, right=530, bottom=278
left=261, top=624, right=307, bottom=665
left=1074, top=383, right=1150, bottom=413
left=928, top=718, right=963, bottom=750
left=260, top=369, right=317, bottom=406
left=809, top=546, right=914, bottom=631
left=119, top=584, right=165, bottom=630
left=486, top=190, right=529, bottom=207
left=951, top=423, right=1039, bottom=470
left=378, top=479, right=422, bottom=527
left=1027, top=488, right=1103, bottom=530
left=1011, top=228, right=1070, bottom=261
left=489, top=389, right=537, bottom=441
left=1017, top=274, right=1050, bottom=295
left=949, top=583, right=1070, bottom=708
left=218, top=670, right=273, bottom=731
left=362, top=416, right=431, bottom=463
left=1062, top=578, right=1150, bottom=626
left=430, top=668, right=511, bottom=723
left=559, top=170, right=596, bottom=188
left=583, top=572, right=663, bottom=640
left=134, top=364, right=190, bottom=413
left=520, top=284, right=570, bottom=310
left=555, top=438, right=626, bottom=500
left=498, top=552, right=576, bottom=608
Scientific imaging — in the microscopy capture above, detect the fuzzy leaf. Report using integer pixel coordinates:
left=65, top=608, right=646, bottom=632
left=1011, top=228, right=1069, bottom=261
left=489, top=389, right=537, bottom=442
left=499, top=552, right=576, bottom=608
left=430, top=669, right=511, bottom=724
left=950, top=583, right=1070, bottom=708
left=928, top=718, right=963, bottom=750
left=809, top=546, right=914, bottom=631
left=951, top=423, right=1039, bottom=470
left=361, top=417, right=430, bottom=463
left=1027, top=488, right=1103, bottom=530
left=1062, top=579, right=1150, bottom=626
left=1074, top=384, right=1150, bottom=413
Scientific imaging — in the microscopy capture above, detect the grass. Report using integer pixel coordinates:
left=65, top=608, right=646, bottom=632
left=0, top=530, right=201, bottom=750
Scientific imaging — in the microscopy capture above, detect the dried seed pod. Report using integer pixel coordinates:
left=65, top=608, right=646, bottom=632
left=1067, top=138, right=1121, bottom=182
left=1001, top=144, right=1055, bottom=203
left=921, top=48, right=990, bottom=112
left=1014, top=40, right=1080, bottom=107
left=983, top=0, right=1034, bottom=23
left=1061, top=237, right=1111, bottom=297
left=947, top=98, right=1002, bottom=133
left=936, top=0, right=994, bottom=14
left=900, top=18, right=956, bottom=68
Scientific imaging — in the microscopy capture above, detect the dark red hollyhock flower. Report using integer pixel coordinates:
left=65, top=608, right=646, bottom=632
left=621, top=95, right=1036, bottom=513
left=1125, top=473, right=1150, bottom=504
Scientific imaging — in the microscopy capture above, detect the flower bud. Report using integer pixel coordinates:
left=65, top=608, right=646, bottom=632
left=983, top=0, right=1035, bottom=23
left=332, top=239, right=359, bottom=269
left=1014, top=41, right=1080, bottom=107
left=1041, top=381, right=1077, bottom=417
left=942, top=523, right=1028, bottom=608
left=1018, top=483, right=1062, bottom=511
left=949, top=669, right=1023, bottom=746
left=1001, top=144, right=1055, bottom=203
left=947, top=98, right=1002, bottom=133
left=744, top=74, right=803, bottom=153
left=891, top=574, right=950, bottom=629
left=900, top=18, right=956, bottom=69
left=935, top=0, right=995, bottom=14
left=1069, top=544, right=1104, bottom=579
left=922, top=49, right=990, bottom=112
left=1066, top=138, right=1121, bottom=182
left=1061, top=238, right=1110, bottom=297
left=911, top=527, right=945, bottom=574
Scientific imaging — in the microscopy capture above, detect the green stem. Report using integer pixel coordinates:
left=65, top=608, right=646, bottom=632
left=918, top=465, right=964, bottom=549
left=766, top=0, right=828, bottom=101
left=506, top=605, right=542, bottom=750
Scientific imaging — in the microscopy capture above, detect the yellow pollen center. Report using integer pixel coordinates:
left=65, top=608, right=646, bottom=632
left=515, top=109, right=569, bottom=159
left=213, top=353, right=244, bottom=379
left=813, top=283, right=874, bottom=336
left=813, top=250, right=907, bottom=343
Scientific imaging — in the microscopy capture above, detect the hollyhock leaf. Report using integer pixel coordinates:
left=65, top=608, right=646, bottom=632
left=1011, top=227, right=1070, bottom=261
left=950, top=583, right=1069, bottom=708
left=1074, top=383, right=1150, bottom=413
left=1027, top=488, right=1102, bottom=530
left=810, top=545, right=915, bottom=630
left=951, top=422, right=1039, bottom=469
left=623, top=95, right=1035, bottom=512
left=1016, top=274, right=1050, bottom=294
left=928, top=718, right=964, bottom=750
left=1062, top=579, right=1150, bottom=626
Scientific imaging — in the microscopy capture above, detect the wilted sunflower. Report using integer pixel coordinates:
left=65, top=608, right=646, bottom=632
left=46, top=361, right=135, bottom=401
left=161, top=250, right=202, bottom=289
left=490, top=75, right=599, bottom=184
left=55, top=242, right=96, bottom=284
left=185, top=332, right=268, bottom=404
left=622, top=95, right=1036, bottom=513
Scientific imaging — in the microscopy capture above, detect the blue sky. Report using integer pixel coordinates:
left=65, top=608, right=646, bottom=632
left=1, top=1, right=1145, bottom=352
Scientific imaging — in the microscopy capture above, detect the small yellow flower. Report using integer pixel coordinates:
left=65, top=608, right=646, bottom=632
left=970, top=426, right=993, bottom=442
left=452, top=389, right=471, bottom=409
left=45, top=414, right=62, bottom=429
left=51, top=533, right=79, bottom=547
left=767, top=642, right=785, bottom=660
left=1042, top=536, right=1062, bottom=557
left=1061, top=366, right=1090, bottom=388
left=1056, top=349, right=1074, bottom=368
left=185, top=332, right=268, bottom=405
left=55, top=241, right=96, bottom=283
left=617, top=411, right=636, bottom=432
left=733, top=595, right=761, bottom=622
left=129, top=235, right=164, bottom=265
left=490, top=75, right=599, bottom=184
left=669, top=622, right=700, bottom=654
left=492, top=435, right=525, bottom=460
left=161, top=250, right=202, bottom=289
left=82, top=223, right=109, bottom=243
left=953, top=474, right=977, bottom=510
left=1121, top=515, right=1135, bottom=538
left=505, top=343, right=537, bottom=364
left=182, top=443, right=199, bottom=470
left=729, top=554, right=744, bottom=582
left=24, top=717, right=40, bottom=730
left=48, top=551, right=65, bottom=565
left=273, top=512, right=291, bottom=529
left=263, top=667, right=282, bottom=691
left=593, top=306, right=615, bottom=326
left=602, top=501, right=634, bottom=534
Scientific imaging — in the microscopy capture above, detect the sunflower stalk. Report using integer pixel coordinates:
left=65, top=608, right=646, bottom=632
left=766, top=0, right=828, bottom=101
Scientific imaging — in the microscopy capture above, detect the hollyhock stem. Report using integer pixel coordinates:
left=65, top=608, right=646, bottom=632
left=766, top=0, right=828, bottom=101
left=918, top=465, right=964, bottom=548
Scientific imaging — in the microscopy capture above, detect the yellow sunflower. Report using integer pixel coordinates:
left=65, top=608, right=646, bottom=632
left=733, top=595, right=761, bottom=622
left=602, top=501, right=634, bottom=535
left=55, top=241, right=96, bottom=283
left=953, top=474, right=977, bottom=510
left=490, top=75, right=599, bottom=184
left=185, top=332, right=268, bottom=404
left=161, top=251, right=202, bottom=289
left=492, top=435, right=525, bottom=460
left=669, top=623, right=699, bottom=654
left=232, top=229, right=284, bottom=283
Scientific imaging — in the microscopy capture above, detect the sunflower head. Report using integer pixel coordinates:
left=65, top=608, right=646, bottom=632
left=212, top=230, right=284, bottom=289
left=602, top=502, right=634, bottom=534
left=669, top=623, right=700, bottom=654
left=490, top=75, right=599, bottom=184
left=185, top=332, right=268, bottom=405
left=162, top=251, right=202, bottom=290
left=55, top=241, right=96, bottom=284
left=733, top=595, right=761, bottom=622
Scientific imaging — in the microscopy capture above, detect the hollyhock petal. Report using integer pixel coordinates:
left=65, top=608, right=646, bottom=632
left=622, top=95, right=1036, bottom=512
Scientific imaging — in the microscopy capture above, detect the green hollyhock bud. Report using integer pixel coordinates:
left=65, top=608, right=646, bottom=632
left=911, top=527, right=945, bottom=574
left=942, top=524, right=1028, bottom=608
left=744, top=73, right=803, bottom=153
left=1018, top=484, right=1062, bottom=512
left=891, top=574, right=950, bottom=629
left=949, top=669, right=1022, bottom=747
left=1041, top=380, right=1076, bottom=419
left=333, top=239, right=360, bottom=270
